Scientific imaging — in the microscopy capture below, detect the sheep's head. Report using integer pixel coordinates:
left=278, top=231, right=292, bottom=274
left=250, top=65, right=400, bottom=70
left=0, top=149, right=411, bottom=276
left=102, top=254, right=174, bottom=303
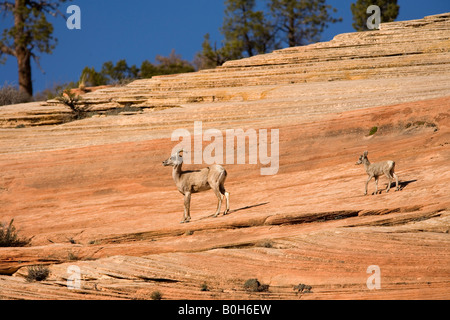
left=162, top=149, right=184, bottom=167
left=356, top=151, right=368, bottom=165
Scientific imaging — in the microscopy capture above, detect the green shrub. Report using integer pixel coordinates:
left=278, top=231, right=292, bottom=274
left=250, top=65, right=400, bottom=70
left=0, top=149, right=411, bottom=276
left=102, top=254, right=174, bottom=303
left=257, top=240, right=273, bottom=248
left=151, top=291, right=163, bottom=300
left=67, top=251, right=80, bottom=261
left=243, top=278, right=269, bottom=292
left=0, top=219, right=32, bottom=247
left=200, top=282, right=209, bottom=291
left=369, top=126, right=378, bottom=136
left=56, top=89, right=89, bottom=119
left=26, top=265, right=50, bottom=282
left=33, top=82, right=78, bottom=101
left=293, top=283, right=312, bottom=293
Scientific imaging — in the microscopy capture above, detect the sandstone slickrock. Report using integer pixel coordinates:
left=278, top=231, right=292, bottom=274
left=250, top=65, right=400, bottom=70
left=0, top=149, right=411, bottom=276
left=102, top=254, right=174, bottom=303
left=1, top=13, right=450, bottom=128
left=61, top=13, right=450, bottom=111
left=0, top=14, right=449, bottom=300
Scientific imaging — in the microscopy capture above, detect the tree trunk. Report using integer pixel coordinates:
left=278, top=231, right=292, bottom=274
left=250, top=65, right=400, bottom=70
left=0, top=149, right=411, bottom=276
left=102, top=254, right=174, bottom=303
left=17, top=49, right=33, bottom=96
left=288, top=15, right=296, bottom=47
left=14, top=0, right=33, bottom=97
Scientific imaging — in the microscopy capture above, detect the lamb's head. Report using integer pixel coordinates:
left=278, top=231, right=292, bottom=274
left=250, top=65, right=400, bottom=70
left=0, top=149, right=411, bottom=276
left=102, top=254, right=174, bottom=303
left=356, top=151, right=369, bottom=165
left=162, top=149, right=184, bottom=167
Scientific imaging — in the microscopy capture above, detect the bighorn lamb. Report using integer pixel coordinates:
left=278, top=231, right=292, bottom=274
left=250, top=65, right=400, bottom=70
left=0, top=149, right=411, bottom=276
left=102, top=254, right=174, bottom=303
left=356, top=151, right=399, bottom=195
left=162, top=150, right=230, bottom=223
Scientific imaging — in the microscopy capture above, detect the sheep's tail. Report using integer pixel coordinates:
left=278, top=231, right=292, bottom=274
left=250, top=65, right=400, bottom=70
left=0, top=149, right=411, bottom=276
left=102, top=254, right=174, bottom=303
left=218, top=167, right=227, bottom=195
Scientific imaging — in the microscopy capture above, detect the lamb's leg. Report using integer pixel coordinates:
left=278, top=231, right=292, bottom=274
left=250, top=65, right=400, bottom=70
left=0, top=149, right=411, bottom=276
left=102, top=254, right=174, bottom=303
left=365, top=176, right=372, bottom=195
left=393, top=172, right=399, bottom=191
left=385, top=171, right=392, bottom=193
left=182, top=192, right=191, bottom=223
left=374, top=177, right=379, bottom=195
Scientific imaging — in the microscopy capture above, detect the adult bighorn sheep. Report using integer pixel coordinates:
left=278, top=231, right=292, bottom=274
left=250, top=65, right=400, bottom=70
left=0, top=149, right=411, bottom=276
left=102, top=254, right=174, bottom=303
left=162, top=149, right=230, bottom=223
left=356, top=151, right=399, bottom=195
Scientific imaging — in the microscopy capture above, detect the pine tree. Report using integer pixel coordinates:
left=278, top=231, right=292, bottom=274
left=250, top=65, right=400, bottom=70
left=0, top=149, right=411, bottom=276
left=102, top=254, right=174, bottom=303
left=100, top=60, right=139, bottom=84
left=195, top=0, right=342, bottom=69
left=80, top=66, right=107, bottom=87
left=221, top=0, right=276, bottom=59
left=153, top=49, right=195, bottom=75
left=0, top=0, right=69, bottom=97
left=193, top=33, right=228, bottom=70
left=270, top=0, right=341, bottom=47
left=351, top=0, right=399, bottom=31
left=140, top=60, right=159, bottom=79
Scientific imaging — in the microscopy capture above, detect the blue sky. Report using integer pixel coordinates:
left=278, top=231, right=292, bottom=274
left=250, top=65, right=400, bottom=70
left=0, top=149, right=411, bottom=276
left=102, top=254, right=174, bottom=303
left=1, top=0, right=449, bottom=94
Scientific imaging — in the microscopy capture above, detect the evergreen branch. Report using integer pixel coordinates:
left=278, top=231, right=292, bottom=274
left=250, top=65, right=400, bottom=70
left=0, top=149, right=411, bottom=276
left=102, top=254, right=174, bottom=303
left=0, top=1, right=14, bottom=11
left=0, top=41, right=16, bottom=57
left=30, top=51, right=45, bottom=74
left=27, top=0, right=67, bottom=18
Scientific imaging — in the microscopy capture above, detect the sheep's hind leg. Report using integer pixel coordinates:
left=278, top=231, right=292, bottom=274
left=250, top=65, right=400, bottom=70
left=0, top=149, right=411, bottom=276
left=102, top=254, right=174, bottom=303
left=213, top=188, right=223, bottom=217
left=223, top=192, right=230, bottom=215
left=393, top=172, right=399, bottom=191
left=385, top=171, right=393, bottom=193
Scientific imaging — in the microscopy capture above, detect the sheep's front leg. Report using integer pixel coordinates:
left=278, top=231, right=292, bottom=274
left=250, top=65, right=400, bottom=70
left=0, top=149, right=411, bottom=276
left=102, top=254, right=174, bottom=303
left=365, top=176, right=372, bottom=195
left=182, top=192, right=191, bottom=223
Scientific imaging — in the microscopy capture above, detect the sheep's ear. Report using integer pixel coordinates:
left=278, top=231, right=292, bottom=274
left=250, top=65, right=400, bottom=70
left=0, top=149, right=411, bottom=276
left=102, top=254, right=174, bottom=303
left=363, top=151, right=368, bottom=157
